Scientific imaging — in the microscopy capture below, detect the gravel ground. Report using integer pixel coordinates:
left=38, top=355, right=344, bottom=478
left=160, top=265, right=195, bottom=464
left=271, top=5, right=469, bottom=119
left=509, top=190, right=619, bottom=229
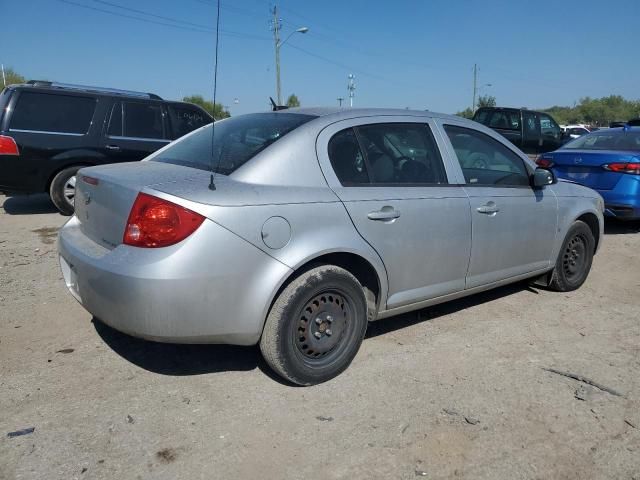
left=1, top=193, right=639, bottom=480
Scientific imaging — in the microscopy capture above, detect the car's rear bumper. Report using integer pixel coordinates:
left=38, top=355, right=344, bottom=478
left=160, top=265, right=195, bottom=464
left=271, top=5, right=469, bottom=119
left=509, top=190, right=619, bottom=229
left=58, top=216, right=291, bottom=345
left=597, top=182, right=640, bottom=220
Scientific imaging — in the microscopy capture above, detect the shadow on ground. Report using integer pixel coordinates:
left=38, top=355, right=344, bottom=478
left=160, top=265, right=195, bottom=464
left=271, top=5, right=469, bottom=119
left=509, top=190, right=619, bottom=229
left=604, top=218, right=640, bottom=235
left=2, top=194, right=59, bottom=215
left=94, top=281, right=535, bottom=382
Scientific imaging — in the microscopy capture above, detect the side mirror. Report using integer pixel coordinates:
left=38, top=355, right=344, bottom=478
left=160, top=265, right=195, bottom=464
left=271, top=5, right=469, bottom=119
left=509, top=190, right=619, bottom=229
left=532, top=167, right=556, bottom=188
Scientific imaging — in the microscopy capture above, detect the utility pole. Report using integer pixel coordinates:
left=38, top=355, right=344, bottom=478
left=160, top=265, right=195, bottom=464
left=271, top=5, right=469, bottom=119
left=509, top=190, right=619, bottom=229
left=347, top=74, right=355, bottom=107
left=337, top=97, right=344, bottom=107
left=271, top=5, right=282, bottom=105
left=472, top=63, right=477, bottom=112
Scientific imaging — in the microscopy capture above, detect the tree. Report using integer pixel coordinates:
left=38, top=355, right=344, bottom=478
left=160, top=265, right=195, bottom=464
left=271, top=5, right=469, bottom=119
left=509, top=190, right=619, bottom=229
left=182, top=95, right=230, bottom=119
left=286, top=94, right=300, bottom=108
left=1, top=67, right=26, bottom=87
left=455, top=107, right=474, bottom=119
left=477, top=94, right=496, bottom=109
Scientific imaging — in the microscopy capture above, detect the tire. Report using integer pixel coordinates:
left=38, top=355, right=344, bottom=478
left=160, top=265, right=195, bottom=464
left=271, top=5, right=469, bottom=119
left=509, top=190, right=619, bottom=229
left=549, top=220, right=595, bottom=292
left=260, top=265, right=369, bottom=386
left=50, top=166, right=81, bottom=215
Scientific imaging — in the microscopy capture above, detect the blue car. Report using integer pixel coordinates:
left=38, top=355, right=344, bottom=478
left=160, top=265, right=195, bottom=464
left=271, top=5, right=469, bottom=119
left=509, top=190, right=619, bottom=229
left=537, top=127, right=640, bottom=220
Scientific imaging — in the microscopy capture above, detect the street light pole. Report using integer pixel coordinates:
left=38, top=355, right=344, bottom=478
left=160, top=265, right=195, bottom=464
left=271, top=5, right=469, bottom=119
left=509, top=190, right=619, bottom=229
left=271, top=5, right=308, bottom=105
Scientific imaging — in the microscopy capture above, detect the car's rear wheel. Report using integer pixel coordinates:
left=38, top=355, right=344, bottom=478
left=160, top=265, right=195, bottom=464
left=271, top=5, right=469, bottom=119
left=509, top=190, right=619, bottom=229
left=549, top=220, right=595, bottom=292
left=50, top=166, right=82, bottom=216
left=260, top=265, right=368, bottom=386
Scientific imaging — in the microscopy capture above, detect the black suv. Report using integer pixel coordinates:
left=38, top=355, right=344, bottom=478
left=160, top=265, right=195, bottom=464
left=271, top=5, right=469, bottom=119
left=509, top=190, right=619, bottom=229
left=472, top=107, right=565, bottom=154
left=0, top=81, right=212, bottom=214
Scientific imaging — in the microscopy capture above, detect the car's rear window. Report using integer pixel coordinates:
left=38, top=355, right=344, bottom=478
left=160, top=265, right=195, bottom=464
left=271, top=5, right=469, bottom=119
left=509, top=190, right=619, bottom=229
left=10, top=91, right=96, bottom=134
left=563, top=130, right=640, bottom=151
left=151, top=112, right=317, bottom=174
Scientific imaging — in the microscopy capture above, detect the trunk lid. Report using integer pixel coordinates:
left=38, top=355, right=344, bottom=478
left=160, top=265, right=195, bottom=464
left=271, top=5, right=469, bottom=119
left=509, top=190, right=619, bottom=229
left=549, top=149, right=638, bottom=190
left=74, top=161, right=203, bottom=249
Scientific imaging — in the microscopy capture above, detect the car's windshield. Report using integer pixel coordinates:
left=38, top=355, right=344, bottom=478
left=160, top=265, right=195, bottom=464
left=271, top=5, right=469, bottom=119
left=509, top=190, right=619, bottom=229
left=563, top=129, right=640, bottom=151
left=151, top=112, right=317, bottom=174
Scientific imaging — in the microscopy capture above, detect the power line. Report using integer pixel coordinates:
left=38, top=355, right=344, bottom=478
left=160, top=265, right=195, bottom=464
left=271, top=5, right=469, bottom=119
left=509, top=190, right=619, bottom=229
left=93, top=0, right=214, bottom=30
left=57, top=0, right=270, bottom=40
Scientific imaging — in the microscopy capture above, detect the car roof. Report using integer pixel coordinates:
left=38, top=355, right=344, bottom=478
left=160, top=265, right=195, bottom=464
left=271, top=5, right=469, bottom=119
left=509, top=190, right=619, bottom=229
left=277, top=106, right=463, bottom=123
left=8, top=81, right=163, bottom=100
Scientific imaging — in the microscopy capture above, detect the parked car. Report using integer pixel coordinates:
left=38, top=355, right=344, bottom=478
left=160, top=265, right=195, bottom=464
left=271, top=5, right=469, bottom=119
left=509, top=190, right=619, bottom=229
left=0, top=81, right=212, bottom=214
left=472, top=107, right=565, bottom=154
left=627, top=118, right=640, bottom=126
left=537, top=126, right=640, bottom=220
left=58, top=108, right=603, bottom=385
left=562, top=125, right=591, bottom=139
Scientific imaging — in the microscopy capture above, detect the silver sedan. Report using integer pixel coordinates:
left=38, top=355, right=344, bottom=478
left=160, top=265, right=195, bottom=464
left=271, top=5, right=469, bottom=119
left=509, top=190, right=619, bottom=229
left=58, top=108, right=604, bottom=385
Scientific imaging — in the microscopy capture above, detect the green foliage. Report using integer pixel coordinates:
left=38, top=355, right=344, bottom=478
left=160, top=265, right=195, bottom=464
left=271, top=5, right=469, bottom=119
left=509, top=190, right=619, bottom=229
left=182, top=95, right=230, bottom=119
left=543, top=96, right=640, bottom=126
left=455, top=107, right=474, bottom=119
left=1, top=67, right=26, bottom=87
left=286, top=94, right=300, bottom=108
left=477, top=94, right=496, bottom=108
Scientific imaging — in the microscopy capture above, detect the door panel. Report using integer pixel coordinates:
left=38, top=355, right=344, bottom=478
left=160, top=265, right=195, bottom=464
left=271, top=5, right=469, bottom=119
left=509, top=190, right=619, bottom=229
left=464, top=187, right=557, bottom=288
left=336, top=187, right=471, bottom=308
left=317, top=117, right=471, bottom=310
left=439, top=121, right=558, bottom=288
left=100, top=100, right=170, bottom=165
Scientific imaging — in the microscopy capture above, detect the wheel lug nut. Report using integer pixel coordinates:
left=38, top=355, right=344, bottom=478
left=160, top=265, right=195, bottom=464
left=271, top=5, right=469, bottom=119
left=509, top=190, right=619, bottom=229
left=326, top=315, right=333, bottom=323
left=325, top=329, right=332, bottom=336
left=314, top=332, right=322, bottom=339
left=315, top=317, right=322, bottom=325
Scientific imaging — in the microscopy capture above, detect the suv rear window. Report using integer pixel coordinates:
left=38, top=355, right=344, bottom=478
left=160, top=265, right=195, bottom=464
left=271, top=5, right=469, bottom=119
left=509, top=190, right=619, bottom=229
left=10, top=91, right=96, bottom=134
left=151, top=112, right=317, bottom=174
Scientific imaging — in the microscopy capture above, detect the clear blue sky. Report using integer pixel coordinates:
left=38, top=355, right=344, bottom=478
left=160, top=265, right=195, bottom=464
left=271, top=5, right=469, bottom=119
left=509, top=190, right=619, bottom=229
left=4, top=0, right=639, bottom=115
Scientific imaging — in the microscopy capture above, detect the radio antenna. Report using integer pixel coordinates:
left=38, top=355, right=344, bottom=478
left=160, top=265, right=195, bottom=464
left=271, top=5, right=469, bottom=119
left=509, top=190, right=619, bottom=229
left=208, top=0, right=222, bottom=191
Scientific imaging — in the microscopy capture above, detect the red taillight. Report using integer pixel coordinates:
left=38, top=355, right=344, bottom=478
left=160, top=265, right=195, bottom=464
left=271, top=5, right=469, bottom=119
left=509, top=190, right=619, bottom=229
left=535, top=155, right=554, bottom=168
left=603, top=162, right=640, bottom=175
left=123, top=193, right=205, bottom=248
left=81, top=175, right=99, bottom=186
left=0, top=135, right=19, bottom=156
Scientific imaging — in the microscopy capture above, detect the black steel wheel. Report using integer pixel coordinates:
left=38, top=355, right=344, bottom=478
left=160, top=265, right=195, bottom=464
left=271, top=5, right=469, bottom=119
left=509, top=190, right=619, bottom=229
left=549, top=220, right=595, bottom=292
left=260, top=265, right=369, bottom=385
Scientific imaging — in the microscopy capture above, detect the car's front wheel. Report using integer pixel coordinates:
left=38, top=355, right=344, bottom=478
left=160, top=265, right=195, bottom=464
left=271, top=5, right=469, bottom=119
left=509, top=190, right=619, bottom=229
left=260, top=265, right=369, bottom=385
left=549, top=220, right=595, bottom=292
left=50, top=166, right=82, bottom=216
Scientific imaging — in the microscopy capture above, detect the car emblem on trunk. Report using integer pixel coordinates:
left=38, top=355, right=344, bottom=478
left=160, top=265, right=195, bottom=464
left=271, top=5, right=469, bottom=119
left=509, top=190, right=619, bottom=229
left=574, top=157, right=583, bottom=164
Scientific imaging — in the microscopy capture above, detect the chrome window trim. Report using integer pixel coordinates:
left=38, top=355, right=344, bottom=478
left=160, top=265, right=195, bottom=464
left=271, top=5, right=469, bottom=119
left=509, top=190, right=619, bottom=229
left=9, top=128, right=86, bottom=137
left=106, top=135, right=170, bottom=143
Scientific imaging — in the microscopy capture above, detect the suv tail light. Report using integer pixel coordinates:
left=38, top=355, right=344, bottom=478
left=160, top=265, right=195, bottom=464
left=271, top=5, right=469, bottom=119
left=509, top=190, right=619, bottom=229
left=535, top=155, right=554, bottom=168
left=123, top=193, right=205, bottom=248
left=0, top=135, right=19, bottom=156
left=602, top=162, right=640, bottom=175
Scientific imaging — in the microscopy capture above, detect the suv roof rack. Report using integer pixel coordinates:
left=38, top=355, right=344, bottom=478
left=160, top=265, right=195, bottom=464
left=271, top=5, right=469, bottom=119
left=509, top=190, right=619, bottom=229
left=25, top=80, right=163, bottom=100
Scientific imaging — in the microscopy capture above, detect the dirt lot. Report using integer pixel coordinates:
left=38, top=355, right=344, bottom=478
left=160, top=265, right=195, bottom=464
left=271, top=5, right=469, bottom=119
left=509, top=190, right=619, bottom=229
left=1, top=193, right=639, bottom=480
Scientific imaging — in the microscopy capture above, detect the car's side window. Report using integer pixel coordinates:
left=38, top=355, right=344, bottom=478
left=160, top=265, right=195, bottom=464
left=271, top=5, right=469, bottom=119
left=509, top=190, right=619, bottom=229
left=107, top=102, right=123, bottom=136
left=10, top=92, right=96, bottom=135
left=523, top=111, right=539, bottom=134
left=168, top=105, right=210, bottom=139
left=354, top=123, right=448, bottom=185
left=539, top=113, right=561, bottom=139
left=444, top=125, right=530, bottom=187
left=328, top=128, right=370, bottom=185
left=122, top=102, right=165, bottom=139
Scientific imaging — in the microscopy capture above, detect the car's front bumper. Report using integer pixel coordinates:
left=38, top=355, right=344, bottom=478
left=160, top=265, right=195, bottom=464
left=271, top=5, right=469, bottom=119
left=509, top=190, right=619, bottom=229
left=58, top=216, right=291, bottom=345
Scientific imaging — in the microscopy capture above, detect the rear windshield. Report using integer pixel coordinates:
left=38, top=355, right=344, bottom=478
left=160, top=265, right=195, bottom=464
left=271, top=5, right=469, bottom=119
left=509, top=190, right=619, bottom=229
left=563, top=130, right=640, bottom=151
left=10, top=91, right=96, bottom=134
left=151, top=112, right=316, bottom=174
